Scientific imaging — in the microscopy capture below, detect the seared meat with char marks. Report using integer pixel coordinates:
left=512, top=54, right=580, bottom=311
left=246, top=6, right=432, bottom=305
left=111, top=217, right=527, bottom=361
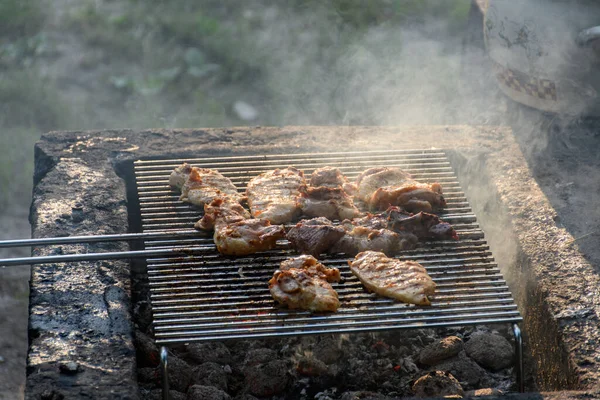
left=194, top=196, right=250, bottom=231
left=356, top=167, right=445, bottom=213
left=286, top=217, right=346, bottom=257
left=299, top=167, right=361, bottom=221
left=330, top=221, right=418, bottom=257
left=169, top=163, right=193, bottom=189
left=350, top=207, right=458, bottom=241
left=195, top=196, right=285, bottom=256
left=213, top=219, right=286, bottom=256
left=309, top=166, right=357, bottom=195
left=175, top=165, right=242, bottom=207
left=386, top=206, right=458, bottom=240
left=349, top=251, right=436, bottom=306
left=269, top=255, right=341, bottom=312
left=279, top=254, right=341, bottom=282
left=246, top=167, right=306, bottom=224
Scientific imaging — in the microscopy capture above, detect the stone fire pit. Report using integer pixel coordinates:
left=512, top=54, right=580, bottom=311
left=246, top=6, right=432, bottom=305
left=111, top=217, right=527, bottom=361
left=25, top=126, right=600, bottom=399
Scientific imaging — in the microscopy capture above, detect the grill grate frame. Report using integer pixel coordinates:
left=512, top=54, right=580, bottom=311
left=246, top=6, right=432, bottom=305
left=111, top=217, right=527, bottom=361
left=133, top=149, right=522, bottom=345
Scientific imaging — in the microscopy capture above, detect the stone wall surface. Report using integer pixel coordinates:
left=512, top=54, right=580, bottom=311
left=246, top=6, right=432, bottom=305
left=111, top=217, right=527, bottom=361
left=26, top=126, right=600, bottom=398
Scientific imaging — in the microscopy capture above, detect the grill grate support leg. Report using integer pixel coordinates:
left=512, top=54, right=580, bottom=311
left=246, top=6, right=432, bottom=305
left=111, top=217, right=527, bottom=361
left=161, top=346, right=170, bottom=400
left=512, top=323, right=524, bottom=392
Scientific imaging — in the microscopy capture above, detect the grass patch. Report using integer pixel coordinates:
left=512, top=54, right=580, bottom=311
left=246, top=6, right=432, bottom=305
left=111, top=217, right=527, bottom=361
left=0, top=71, right=70, bottom=131
left=66, top=2, right=142, bottom=59
left=0, top=70, right=70, bottom=207
left=0, top=0, right=45, bottom=38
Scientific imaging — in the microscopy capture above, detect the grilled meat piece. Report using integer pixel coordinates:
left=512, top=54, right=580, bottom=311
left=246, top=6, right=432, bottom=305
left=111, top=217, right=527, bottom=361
left=168, top=162, right=193, bottom=189
left=177, top=166, right=242, bottom=207
left=349, top=251, right=436, bottom=306
left=298, top=186, right=361, bottom=221
left=386, top=206, right=458, bottom=240
left=246, top=167, right=306, bottom=224
left=299, top=167, right=360, bottom=220
left=286, top=217, right=346, bottom=257
left=269, top=256, right=341, bottom=312
left=356, top=167, right=446, bottom=213
left=309, top=166, right=357, bottom=195
left=279, top=254, right=341, bottom=282
left=350, top=207, right=458, bottom=241
left=330, top=222, right=418, bottom=256
left=194, top=196, right=284, bottom=256
left=194, top=196, right=250, bottom=231
left=214, top=219, right=286, bottom=256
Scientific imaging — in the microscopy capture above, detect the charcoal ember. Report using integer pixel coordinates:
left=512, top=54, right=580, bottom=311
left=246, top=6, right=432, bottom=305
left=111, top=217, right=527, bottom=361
left=396, top=357, right=419, bottom=374
left=243, top=348, right=277, bottom=366
left=186, top=342, right=232, bottom=365
left=465, top=332, right=514, bottom=371
left=244, top=359, right=289, bottom=397
left=134, top=330, right=159, bottom=368
left=296, top=356, right=330, bottom=377
left=428, top=351, right=487, bottom=387
left=465, top=388, right=504, bottom=396
left=145, top=389, right=186, bottom=400
left=167, top=356, right=193, bottom=393
left=191, top=362, right=229, bottom=391
left=232, top=395, right=259, bottom=400
left=134, top=300, right=153, bottom=333
left=138, top=367, right=159, bottom=387
left=313, top=336, right=343, bottom=364
left=343, top=358, right=395, bottom=390
left=40, top=389, right=65, bottom=400
left=418, top=336, right=464, bottom=366
left=412, top=371, right=464, bottom=398
left=339, top=391, right=391, bottom=400
left=187, top=384, right=231, bottom=400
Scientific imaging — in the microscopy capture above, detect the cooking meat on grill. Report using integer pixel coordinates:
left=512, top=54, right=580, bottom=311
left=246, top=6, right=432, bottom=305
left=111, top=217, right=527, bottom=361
left=329, top=221, right=418, bottom=257
left=279, top=254, right=341, bottom=282
left=246, top=167, right=306, bottom=224
left=213, top=219, right=286, bottom=256
left=269, top=255, right=341, bottom=312
left=298, top=167, right=361, bottom=221
left=386, top=206, right=458, bottom=240
left=351, top=207, right=458, bottom=241
left=168, top=162, right=193, bottom=189
left=194, top=196, right=250, bottom=231
left=355, top=167, right=446, bottom=213
left=171, top=164, right=242, bottom=207
left=309, top=166, right=357, bottom=195
left=194, top=196, right=284, bottom=256
left=298, top=186, right=362, bottom=221
left=286, top=217, right=346, bottom=257
left=349, top=251, right=436, bottom=306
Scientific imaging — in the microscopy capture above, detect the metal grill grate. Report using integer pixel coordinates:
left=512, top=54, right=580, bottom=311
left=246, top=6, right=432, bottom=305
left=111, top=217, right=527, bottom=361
left=133, top=149, right=522, bottom=345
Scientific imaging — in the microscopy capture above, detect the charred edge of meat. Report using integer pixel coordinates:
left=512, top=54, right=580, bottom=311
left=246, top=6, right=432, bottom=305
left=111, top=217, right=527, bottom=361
left=385, top=207, right=458, bottom=240
left=286, top=218, right=346, bottom=257
left=214, top=220, right=286, bottom=256
left=279, top=255, right=341, bottom=283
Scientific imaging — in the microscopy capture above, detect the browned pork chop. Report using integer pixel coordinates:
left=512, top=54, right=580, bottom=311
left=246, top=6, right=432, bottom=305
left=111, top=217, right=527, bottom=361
left=298, top=167, right=360, bottom=220
left=246, top=167, right=306, bottom=224
left=194, top=196, right=250, bottom=231
left=356, top=167, right=445, bottom=213
left=330, top=220, right=418, bottom=256
left=286, top=217, right=346, bottom=257
left=175, top=165, right=242, bottom=207
left=349, top=251, right=436, bottom=306
left=213, top=219, right=286, bottom=256
left=269, top=255, right=341, bottom=312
